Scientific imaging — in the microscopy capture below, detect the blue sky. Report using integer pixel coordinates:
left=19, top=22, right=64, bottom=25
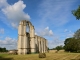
left=0, top=0, right=80, bottom=50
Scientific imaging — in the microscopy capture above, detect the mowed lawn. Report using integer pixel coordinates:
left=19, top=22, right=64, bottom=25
left=0, top=50, right=80, bottom=60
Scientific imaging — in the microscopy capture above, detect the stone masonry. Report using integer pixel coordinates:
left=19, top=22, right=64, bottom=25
left=17, top=20, right=48, bottom=55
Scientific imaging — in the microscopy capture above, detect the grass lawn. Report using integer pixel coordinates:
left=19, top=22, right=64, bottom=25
left=0, top=50, right=80, bottom=60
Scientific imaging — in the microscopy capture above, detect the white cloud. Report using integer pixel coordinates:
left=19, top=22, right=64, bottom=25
left=11, top=23, right=18, bottom=29
left=0, top=28, right=4, bottom=34
left=49, top=30, right=53, bottom=36
left=66, top=33, right=74, bottom=38
left=48, top=36, right=64, bottom=49
left=45, top=27, right=49, bottom=30
left=0, top=0, right=30, bottom=28
left=39, top=26, right=53, bottom=36
left=0, top=0, right=9, bottom=8
left=0, top=37, right=17, bottom=50
left=64, top=29, right=68, bottom=32
left=35, top=32, right=37, bottom=35
left=64, top=29, right=74, bottom=38
left=64, top=29, right=72, bottom=33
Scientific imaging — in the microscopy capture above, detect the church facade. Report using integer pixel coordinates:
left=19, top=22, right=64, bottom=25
left=17, top=20, right=48, bottom=55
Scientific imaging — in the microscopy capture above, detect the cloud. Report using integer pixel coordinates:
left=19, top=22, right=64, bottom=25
left=35, top=32, right=37, bottom=35
left=48, top=36, right=64, bottom=49
left=64, top=29, right=72, bottom=33
left=64, top=29, right=74, bottom=38
left=66, top=33, right=74, bottom=38
left=0, top=37, right=17, bottom=50
left=0, top=0, right=30, bottom=28
left=64, top=29, right=68, bottom=32
left=0, top=0, right=9, bottom=8
left=39, top=26, right=53, bottom=36
left=0, top=28, right=4, bottom=34
left=38, top=0, right=76, bottom=26
left=47, top=28, right=74, bottom=49
left=11, top=23, right=18, bottom=29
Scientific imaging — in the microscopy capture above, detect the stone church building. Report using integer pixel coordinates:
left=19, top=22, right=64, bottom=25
left=17, top=20, right=48, bottom=55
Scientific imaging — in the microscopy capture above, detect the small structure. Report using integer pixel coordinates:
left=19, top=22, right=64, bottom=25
left=17, top=20, right=48, bottom=55
left=8, top=49, right=18, bottom=55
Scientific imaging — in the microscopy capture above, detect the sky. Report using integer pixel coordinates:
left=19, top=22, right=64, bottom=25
left=0, top=0, right=80, bottom=50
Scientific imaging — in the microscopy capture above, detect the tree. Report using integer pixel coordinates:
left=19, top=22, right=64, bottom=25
left=64, top=29, right=80, bottom=52
left=74, top=29, right=80, bottom=39
left=64, top=37, right=80, bottom=52
left=72, top=5, right=80, bottom=20
left=64, top=38, right=76, bottom=52
left=55, top=45, right=63, bottom=51
left=0, top=47, right=8, bottom=52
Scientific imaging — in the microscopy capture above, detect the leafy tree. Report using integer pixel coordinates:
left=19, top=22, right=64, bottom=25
left=64, top=29, right=80, bottom=52
left=55, top=45, right=63, bottom=51
left=74, top=29, right=80, bottom=39
left=72, top=5, right=80, bottom=20
left=0, top=47, right=8, bottom=52
left=64, top=37, right=80, bottom=52
left=64, top=38, right=74, bottom=52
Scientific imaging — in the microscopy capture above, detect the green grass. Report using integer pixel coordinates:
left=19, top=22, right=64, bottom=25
left=0, top=50, right=80, bottom=60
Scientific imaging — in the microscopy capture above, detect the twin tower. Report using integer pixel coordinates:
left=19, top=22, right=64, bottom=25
left=18, top=20, right=48, bottom=55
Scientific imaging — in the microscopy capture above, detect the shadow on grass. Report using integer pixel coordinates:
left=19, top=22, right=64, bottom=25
left=0, top=56, right=14, bottom=60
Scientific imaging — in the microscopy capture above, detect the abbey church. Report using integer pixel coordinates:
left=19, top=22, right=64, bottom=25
left=17, top=20, right=48, bottom=55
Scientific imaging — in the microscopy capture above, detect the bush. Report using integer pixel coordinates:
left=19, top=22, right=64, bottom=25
left=39, top=53, right=46, bottom=58
left=77, top=50, right=80, bottom=53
